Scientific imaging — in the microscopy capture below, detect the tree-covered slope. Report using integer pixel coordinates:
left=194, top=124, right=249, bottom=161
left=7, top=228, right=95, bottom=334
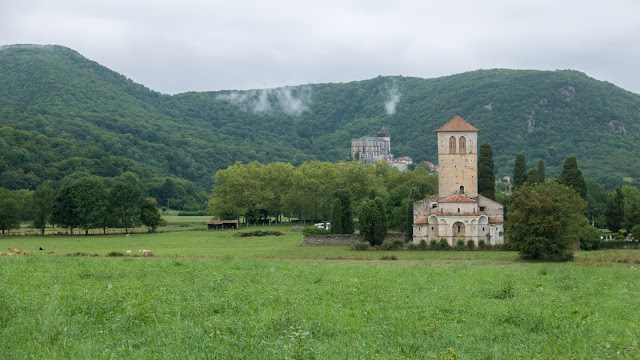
left=1, top=44, right=639, bottom=191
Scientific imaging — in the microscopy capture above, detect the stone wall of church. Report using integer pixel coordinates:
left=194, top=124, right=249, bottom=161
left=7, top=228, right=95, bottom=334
left=437, top=202, right=478, bottom=215
left=413, top=195, right=438, bottom=221
left=437, top=131, right=478, bottom=198
left=478, top=196, right=504, bottom=221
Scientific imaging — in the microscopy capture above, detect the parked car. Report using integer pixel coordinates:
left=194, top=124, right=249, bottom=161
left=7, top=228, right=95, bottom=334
left=314, top=222, right=331, bottom=230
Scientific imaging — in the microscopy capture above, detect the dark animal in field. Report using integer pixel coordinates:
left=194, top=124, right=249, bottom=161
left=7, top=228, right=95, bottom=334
left=48, top=251, right=55, bottom=254
left=39, top=247, right=45, bottom=250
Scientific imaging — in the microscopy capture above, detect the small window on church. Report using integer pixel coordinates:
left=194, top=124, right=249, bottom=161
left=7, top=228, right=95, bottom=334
left=459, top=136, right=466, bottom=153
left=482, top=227, right=485, bottom=231
left=479, top=206, right=485, bottom=211
left=457, top=208, right=460, bottom=213
left=449, top=136, right=456, bottom=153
left=457, top=225, right=461, bottom=232
left=460, top=186, right=464, bottom=194
left=432, top=203, right=437, bottom=209
left=431, top=227, right=434, bottom=231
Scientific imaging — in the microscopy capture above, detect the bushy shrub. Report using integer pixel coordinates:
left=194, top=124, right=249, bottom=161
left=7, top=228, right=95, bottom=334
left=301, top=225, right=329, bottom=236
left=478, top=239, right=486, bottom=249
left=107, top=251, right=124, bottom=257
left=353, top=242, right=370, bottom=251
left=439, top=238, right=451, bottom=250
left=177, top=211, right=207, bottom=216
left=419, top=240, right=428, bottom=250
left=578, top=225, right=602, bottom=250
left=381, top=240, right=404, bottom=251
left=406, top=243, right=419, bottom=251
left=455, top=239, right=465, bottom=250
left=430, top=239, right=438, bottom=250
left=467, top=239, right=475, bottom=250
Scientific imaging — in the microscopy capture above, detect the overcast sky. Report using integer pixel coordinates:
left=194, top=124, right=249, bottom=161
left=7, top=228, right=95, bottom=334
left=1, top=0, right=639, bottom=95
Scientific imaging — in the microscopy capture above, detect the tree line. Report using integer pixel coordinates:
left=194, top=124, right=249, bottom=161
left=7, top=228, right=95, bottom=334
left=507, top=152, right=640, bottom=260
left=208, top=160, right=437, bottom=230
left=0, top=176, right=164, bottom=235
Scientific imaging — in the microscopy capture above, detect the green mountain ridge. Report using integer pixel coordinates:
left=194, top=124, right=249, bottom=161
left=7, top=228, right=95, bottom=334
left=0, top=44, right=639, bottom=192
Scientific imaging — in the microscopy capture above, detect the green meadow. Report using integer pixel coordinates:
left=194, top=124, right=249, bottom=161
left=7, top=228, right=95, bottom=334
left=1, top=228, right=639, bottom=359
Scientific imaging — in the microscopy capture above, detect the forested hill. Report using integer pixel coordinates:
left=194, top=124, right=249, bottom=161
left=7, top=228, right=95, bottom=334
left=1, top=44, right=639, bottom=193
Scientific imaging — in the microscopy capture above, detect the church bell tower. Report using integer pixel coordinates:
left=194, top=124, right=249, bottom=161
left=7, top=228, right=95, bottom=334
left=436, top=116, right=479, bottom=199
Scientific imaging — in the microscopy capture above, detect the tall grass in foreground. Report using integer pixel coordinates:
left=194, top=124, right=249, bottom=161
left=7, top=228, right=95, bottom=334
left=1, top=256, right=639, bottom=359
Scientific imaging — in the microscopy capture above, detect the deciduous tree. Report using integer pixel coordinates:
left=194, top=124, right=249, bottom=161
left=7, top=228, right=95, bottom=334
left=31, top=186, right=55, bottom=235
left=505, top=182, right=589, bottom=260
left=110, top=182, right=143, bottom=233
left=140, top=198, right=165, bottom=232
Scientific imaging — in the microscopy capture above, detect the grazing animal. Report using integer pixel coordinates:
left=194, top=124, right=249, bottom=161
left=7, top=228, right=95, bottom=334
left=8, top=248, right=18, bottom=252
left=23, top=252, right=30, bottom=256
left=139, top=249, right=151, bottom=254
left=123, top=250, right=131, bottom=254
left=1, top=253, right=12, bottom=256
left=48, top=251, right=55, bottom=254
left=39, top=247, right=45, bottom=251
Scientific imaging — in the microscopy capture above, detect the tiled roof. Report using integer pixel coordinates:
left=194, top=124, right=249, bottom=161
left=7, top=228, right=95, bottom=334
left=440, top=194, right=477, bottom=203
left=413, top=218, right=429, bottom=225
left=489, top=217, right=503, bottom=224
left=436, top=116, right=479, bottom=132
left=413, top=194, right=438, bottom=204
left=431, top=211, right=485, bottom=217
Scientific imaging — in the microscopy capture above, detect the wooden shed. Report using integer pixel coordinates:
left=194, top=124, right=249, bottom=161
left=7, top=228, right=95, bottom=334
left=206, top=220, right=239, bottom=230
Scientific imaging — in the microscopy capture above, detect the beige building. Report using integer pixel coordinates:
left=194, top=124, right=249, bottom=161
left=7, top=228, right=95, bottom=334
left=351, top=127, right=393, bottom=164
left=413, top=116, right=504, bottom=245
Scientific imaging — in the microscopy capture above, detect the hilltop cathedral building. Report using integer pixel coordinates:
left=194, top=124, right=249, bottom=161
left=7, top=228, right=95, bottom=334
left=412, top=117, right=504, bottom=245
left=351, top=127, right=393, bottom=164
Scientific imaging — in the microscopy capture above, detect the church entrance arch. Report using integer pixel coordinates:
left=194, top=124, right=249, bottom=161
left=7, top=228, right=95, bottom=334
left=452, top=221, right=466, bottom=241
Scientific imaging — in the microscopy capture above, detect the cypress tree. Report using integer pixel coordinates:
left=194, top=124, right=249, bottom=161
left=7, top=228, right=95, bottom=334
left=605, top=187, right=625, bottom=232
left=537, top=160, right=546, bottom=183
left=558, top=156, right=587, bottom=199
left=330, top=198, right=344, bottom=234
left=513, top=153, right=526, bottom=189
left=337, top=189, right=354, bottom=234
left=406, top=187, right=422, bottom=238
left=372, top=197, right=387, bottom=246
left=359, top=200, right=374, bottom=244
left=478, top=143, right=495, bottom=199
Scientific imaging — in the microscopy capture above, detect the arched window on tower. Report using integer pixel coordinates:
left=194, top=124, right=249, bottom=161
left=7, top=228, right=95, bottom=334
left=449, top=136, right=457, bottom=153
left=459, top=136, right=466, bottom=153
left=460, top=186, right=465, bottom=194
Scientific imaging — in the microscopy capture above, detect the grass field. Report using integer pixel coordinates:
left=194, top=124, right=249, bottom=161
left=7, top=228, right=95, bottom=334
left=1, top=227, right=639, bottom=359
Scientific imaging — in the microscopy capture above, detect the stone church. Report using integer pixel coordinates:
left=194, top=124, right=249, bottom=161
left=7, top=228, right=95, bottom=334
left=413, top=116, right=504, bottom=245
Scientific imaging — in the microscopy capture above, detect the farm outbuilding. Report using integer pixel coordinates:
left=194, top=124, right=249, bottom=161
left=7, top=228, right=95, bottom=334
left=206, top=220, right=239, bottom=230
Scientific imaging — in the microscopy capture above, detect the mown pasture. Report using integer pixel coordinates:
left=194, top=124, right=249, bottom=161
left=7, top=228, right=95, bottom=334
left=1, top=227, right=639, bottom=359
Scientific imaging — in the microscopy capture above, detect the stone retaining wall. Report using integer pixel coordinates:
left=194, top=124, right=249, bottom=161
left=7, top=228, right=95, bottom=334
left=301, top=232, right=407, bottom=246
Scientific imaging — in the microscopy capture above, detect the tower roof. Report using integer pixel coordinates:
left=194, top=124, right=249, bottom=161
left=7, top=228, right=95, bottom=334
left=436, top=116, right=478, bottom=132
left=377, top=126, right=390, bottom=137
